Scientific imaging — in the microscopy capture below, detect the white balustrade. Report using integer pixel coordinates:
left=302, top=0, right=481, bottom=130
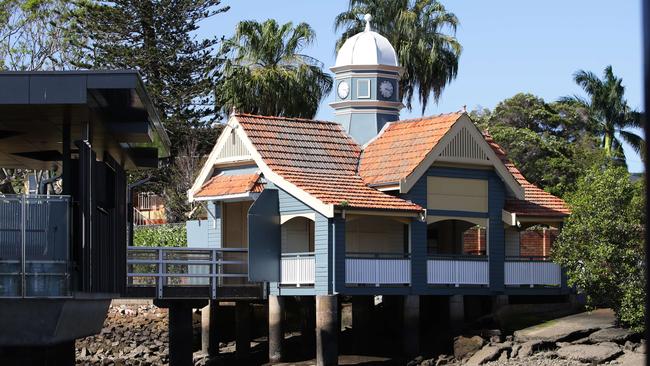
left=504, top=258, right=561, bottom=287
left=280, top=253, right=315, bottom=286
left=427, top=256, right=489, bottom=286
left=345, top=255, right=410, bottom=285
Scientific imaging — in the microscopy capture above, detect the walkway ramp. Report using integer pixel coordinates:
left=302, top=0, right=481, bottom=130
left=513, top=308, right=616, bottom=342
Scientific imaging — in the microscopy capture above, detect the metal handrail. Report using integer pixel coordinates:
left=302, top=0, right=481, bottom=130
left=126, top=246, right=253, bottom=298
left=428, top=254, right=489, bottom=261
left=505, top=256, right=553, bottom=262
left=345, top=252, right=411, bottom=259
left=281, top=252, right=315, bottom=257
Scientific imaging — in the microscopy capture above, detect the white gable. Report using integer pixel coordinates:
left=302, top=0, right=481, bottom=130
left=216, top=129, right=250, bottom=160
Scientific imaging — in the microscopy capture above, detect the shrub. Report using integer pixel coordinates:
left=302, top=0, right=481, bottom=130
left=133, top=223, right=187, bottom=247
left=552, top=164, right=645, bottom=332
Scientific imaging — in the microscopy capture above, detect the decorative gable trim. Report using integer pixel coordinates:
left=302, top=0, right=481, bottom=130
left=437, top=125, right=490, bottom=164
left=188, top=123, right=236, bottom=201
left=215, top=128, right=251, bottom=161
left=399, top=114, right=525, bottom=199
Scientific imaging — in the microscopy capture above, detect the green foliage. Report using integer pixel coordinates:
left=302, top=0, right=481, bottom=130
left=552, top=164, right=645, bottom=332
left=472, top=93, right=603, bottom=197
left=218, top=19, right=332, bottom=118
left=0, top=0, right=85, bottom=71
left=133, top=224, right=187, bottom=248
left=74, top=0, right=229, bottom=222
left=335, top=0, right=461, bottom=113
left=562, top=65, right=645, bottom=164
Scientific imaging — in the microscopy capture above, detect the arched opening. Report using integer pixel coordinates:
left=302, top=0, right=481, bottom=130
left=427, top=219, right=487, bottom=256
left=426, top=219, right=489, bottom=286
left=280, top=216, right=315, bottom=286
left=281, top=216, right=315, bottom=254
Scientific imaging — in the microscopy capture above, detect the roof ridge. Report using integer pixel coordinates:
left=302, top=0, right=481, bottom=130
left=235, top=113, right=340, bottom=125
left=391, top=111, right=464, bottom=125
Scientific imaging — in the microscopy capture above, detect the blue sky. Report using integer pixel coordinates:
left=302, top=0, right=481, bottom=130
left=201, top=0, right=644, bottom=172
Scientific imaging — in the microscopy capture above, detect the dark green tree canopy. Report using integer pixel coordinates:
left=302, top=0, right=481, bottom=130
left=553, top=164, right=645, bottom=331
left=472, top=93, right=602, bottom=197
left=217, top=19, right=333, bottom=118
left=335, top=0, right=461, bottom=113
left=75, top=0, right=230, bottom=221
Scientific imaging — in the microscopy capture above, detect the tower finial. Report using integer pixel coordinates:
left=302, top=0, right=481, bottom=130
left=364, top=14, right=372, bottom=32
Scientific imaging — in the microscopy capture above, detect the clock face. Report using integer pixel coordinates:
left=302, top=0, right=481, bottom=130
left=337, top=81, right=350, bottom=99
left=379, top=80, right=394, bottom=99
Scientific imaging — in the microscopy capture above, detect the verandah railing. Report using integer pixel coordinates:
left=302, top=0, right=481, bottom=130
left=345, top=252, right=411, bottom=286
left=280, top=252, right=315, bottom=286
left=427, top=254, right=489, bottom=286
left=504, top=256, right=561, bottom=287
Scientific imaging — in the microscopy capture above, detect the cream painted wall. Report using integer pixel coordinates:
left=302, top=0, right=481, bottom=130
left=281, top=217, right=315, bottom=253
left=345, top=216, right=406, bottom=253
left=427, top=176, right=488, bottom=212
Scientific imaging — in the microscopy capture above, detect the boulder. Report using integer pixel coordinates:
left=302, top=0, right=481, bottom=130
left=588, top=327, right=632, bottom=344
left=517, top=340, right=553, bottom=358
left=466, top=345, right=507, bottom=365
left=616, top=351, right=646, bottom=366
left=556, top=344, right=622, bottom=364
left=453, top=335, right=484, bottom=359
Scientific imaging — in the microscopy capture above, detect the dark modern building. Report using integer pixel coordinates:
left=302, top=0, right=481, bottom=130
left=0, top=71, right=170, bottom=365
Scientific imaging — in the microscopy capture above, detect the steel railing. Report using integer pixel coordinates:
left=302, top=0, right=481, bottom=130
left=126, top=246, right=253, bottom=298
left=0, top=194, right=71, bottom=298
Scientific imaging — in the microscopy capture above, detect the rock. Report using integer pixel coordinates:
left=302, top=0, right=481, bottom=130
left=489, top=335, right=501, bottom=344
left=435, top=354, right=454, bottom=366
left=636, top=341, right=646, bottom=354
left=453, top=335, right=484, bottom=359
left=588, top=327, right=632, bottom=344
left=616, top=351, right=646, bottom=366
left=466, top=346, right=503, bottom=365
left=510, top=344, right=521, bottom=358
left=556, top=344, right=622, bottom=364
left=518, top=340, right=553, bottom=358
left=514, top=308, right=615, bottom=343
left=624, top=341, right=637, bottom=351
left=497, top=349, right=509, bottom=361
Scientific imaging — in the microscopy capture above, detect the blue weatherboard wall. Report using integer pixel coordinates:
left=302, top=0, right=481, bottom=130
left=265, top=182, right=327, bottom=296
left=186, top=202, right=221, bottom=248
left=402, top=166, right=506, bottom=294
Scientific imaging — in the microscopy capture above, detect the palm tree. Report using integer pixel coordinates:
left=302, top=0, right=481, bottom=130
left=335, top=0, right=461, bottom=113
left=218, top=19, right=332, bottom=118
left=562, top=66, right=644, bottom=162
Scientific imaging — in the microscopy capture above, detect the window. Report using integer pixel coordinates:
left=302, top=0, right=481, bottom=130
left=356, top=79, right=371, bottom=99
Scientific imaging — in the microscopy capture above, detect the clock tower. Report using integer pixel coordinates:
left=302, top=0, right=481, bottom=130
left=330, top=14, right=403, bottom=145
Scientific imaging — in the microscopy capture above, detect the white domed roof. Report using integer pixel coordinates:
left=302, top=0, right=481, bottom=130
left=335, top=15, right=398, bottom=68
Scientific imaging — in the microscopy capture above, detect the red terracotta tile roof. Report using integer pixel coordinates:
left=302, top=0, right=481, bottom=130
left=484, top=133, right=570, bottom=217
left=195, top=173, right=263, bottom=198
left=236, top=114, right=423, bottom=212
left=359, top=112, right=463, bottom=186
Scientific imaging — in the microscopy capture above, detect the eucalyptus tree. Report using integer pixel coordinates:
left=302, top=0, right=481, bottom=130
left=335, top=0, right=461, bottom=113
left=218, top=19, right=333, bottom=118
left=562, top=66, right=644, bottom=162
